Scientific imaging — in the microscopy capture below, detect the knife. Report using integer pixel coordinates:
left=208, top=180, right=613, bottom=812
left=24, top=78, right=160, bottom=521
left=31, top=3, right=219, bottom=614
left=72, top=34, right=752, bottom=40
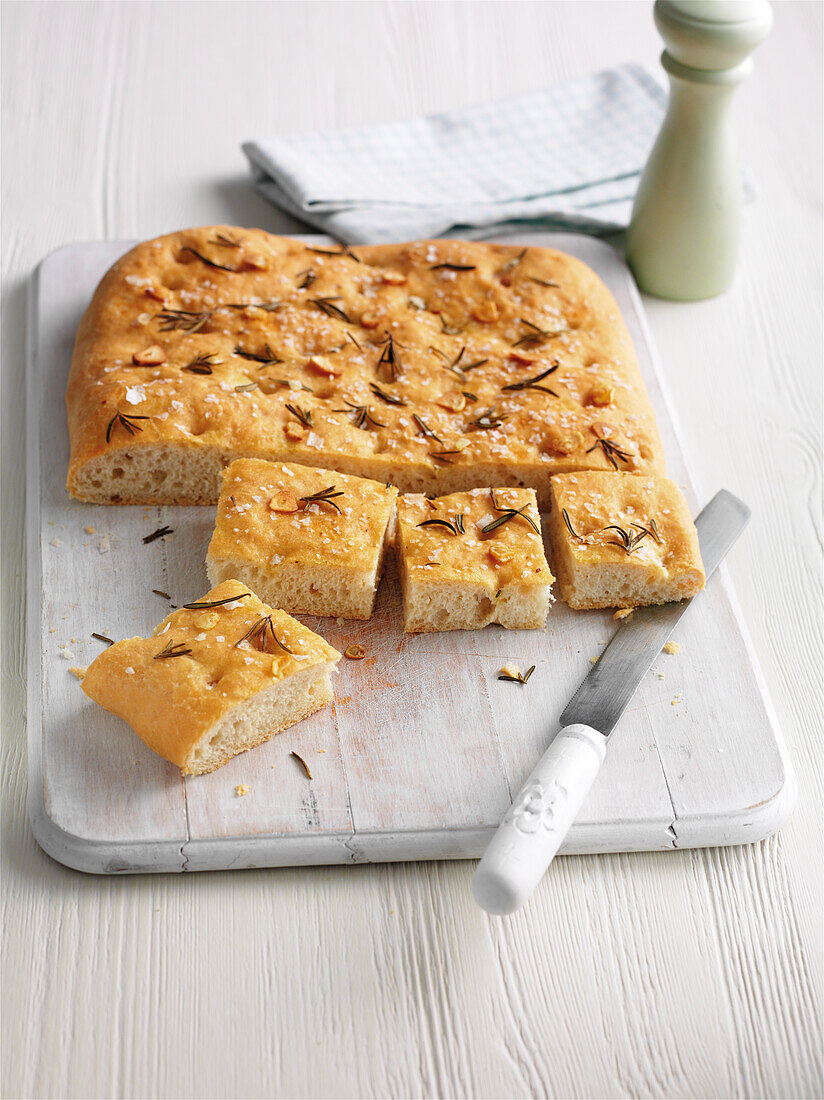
left=472, top=489, right=750, bottom=916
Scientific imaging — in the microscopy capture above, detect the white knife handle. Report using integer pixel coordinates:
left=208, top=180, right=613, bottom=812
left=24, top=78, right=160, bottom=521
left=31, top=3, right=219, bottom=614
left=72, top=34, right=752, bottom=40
left=472, top=724, right=607, bottom=915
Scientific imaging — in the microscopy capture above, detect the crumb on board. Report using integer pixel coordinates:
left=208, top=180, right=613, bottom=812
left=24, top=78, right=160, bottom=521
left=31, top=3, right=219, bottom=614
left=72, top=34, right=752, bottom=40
left=235, top=784, right=249, bottom=797
left=614, top=608, right=634, bottom=621
left=499, top=662, right=520, bottom=679
left=663, top=641, right=680, bottom=655
left=49, top=538, right=63, bottom=548
left=57, top=646, right=74, bottom=661
left=69, top=666, right=86, bottom=680
left=590, top=655, right=599, bottom=665
left=85, top=525, right=96, bottom=534
left=344, top=644, right=367, bottom=660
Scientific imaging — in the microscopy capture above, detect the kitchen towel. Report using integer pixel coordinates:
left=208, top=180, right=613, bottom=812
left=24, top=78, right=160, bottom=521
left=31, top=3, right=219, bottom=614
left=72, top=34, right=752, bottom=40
left=242, top=63, right=669, bottom=245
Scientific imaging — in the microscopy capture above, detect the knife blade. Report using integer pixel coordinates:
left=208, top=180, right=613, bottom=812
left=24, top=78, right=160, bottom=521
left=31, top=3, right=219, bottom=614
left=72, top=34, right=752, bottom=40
left=560, top=488, right=751, bottom=733
left=472, top=489, right=750, bottom=916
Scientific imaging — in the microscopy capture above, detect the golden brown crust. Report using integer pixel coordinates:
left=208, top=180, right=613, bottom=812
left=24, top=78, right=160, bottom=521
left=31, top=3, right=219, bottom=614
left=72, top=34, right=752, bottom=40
left=80, top=579, right=340, bottom=770
left=66, top=226, right=666, bottom=507
left=547, top=472, right=705, bottom=609
left=396, top=488, right=552, bottom=589
left=208, top=458, right=397, bottom=576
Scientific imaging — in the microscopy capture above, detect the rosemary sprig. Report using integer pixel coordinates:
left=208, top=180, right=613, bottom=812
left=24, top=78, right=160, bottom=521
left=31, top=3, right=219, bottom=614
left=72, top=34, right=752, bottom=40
left=346, top=331, right=363, bottom=351
left=430, top=262, right=476, bottom=271
left=298, top=486, right=344, bottom=513
left=601, top=519, right=663, bottom=555
left=416, top=514, right=465, bottom=536
left=152, top=589, right=172, bottom=600
left=182, top=352, right=221, bottom=374
left=601, top=524, right=649, bottom=555
left=528, top=277, right=559, bottom=288
left=142, top=525, right=173, bottom=544
left=270, top=379, right=313, bottom=393
left=91, top=632, right=114, bottom=645
left=499, top=248, right=527, bottom=276
left=154, top=639, right=193, bottom=660
left=369, top=382, right=405, bottom=406
left=334, top=401, right=385, bottom=430
left=430, top=345, right=488, bottom=380
left=502, top=363, right=559, bottom=395
left=511, top=318, right=555, bottom=348
left=307, top=244, right=361, bottom=263
left=285, top=403, right=313, bottom=428
left=179, top=246, right=237, bottom=272
left=183, top=593, right=251, bottom=610
left=208, top=232, right=242, bottom=248
left=311, top=297, right=350, bottom=323
left=440, top=316, right=466, bottom=335
left=480, top=491, right=541, bottom=535
left=291, top=751, right=313, bottom=779
left=296, top=269, right=317, bottom=290
left=234, top=343, right=281, bottom=365
left=562, top=509, right=587, bottom=544
left=412, top=413, right=443, bottom=445
left=225, top=300, right=282, bottom=313
left=156, top=308, right=212, bottom=333
left=234, top=382, right=257, bottom=393
left=376, top=333, right=402, bottom=380
left=498, top=665, right=536, bottom=685
left=106, top=411, right=149, bottom=443
left=234, top=615, right=293, bottom=653
left=586, top=433, right=634, bottom=470
left=429, top=447, right=467, bottom=464
left=467, top=408, right=506, bottom=431
left=462, top=391, right=478, bottom=403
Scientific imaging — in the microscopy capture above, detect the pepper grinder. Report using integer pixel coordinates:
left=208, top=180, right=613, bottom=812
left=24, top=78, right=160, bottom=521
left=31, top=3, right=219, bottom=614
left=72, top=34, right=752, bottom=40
left=626, top=0, right=773, bottom=300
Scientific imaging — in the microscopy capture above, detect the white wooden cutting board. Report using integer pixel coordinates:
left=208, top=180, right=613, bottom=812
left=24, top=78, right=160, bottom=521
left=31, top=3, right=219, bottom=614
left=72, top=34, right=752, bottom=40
left=26, top=232, right=795, bottom=874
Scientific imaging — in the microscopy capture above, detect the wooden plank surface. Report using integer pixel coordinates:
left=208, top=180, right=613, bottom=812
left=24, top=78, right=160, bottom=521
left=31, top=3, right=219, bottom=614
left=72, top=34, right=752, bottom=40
left=28, top=232, right=791, bottom=871
left=2, top=2, right=820, bottom=1098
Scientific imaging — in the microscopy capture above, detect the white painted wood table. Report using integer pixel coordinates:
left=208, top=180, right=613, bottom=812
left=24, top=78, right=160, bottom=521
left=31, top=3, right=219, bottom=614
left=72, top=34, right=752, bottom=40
left=2, top=3, right=821, bottom=1097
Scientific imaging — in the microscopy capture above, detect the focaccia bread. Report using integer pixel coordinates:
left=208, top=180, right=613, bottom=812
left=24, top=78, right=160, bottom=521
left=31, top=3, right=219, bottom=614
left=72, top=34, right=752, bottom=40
left=66, top=226, right=666, bottom=508
left=80, top=579, right=341, bottom=775
left=206, top=458, right=398, bottom=620
left=547, top=472, right=705, bottom=610
left=396, top=488, right=553, bottom=632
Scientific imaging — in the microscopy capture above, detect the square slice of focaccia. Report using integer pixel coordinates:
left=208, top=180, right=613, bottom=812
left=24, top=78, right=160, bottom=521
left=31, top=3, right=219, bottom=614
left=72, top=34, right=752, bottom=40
left=66, top=226, right=666, bottom=508
left=206, top=458, right=398, bottom=621
left=81, top=579, right=341, bottom=775
left=547, top=472, right=705, bottom=610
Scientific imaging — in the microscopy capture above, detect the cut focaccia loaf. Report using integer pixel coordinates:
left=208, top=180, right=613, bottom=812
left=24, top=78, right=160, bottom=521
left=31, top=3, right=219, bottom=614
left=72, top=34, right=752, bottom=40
left=547, top=472, right=705, bottom=610
left=80, top=579, right=341, bottom=775
left=396, top=488, right=553, bottom=633
left=66, top=225, right=666, bottom=509
left=206, top=458, right=398, bottom=620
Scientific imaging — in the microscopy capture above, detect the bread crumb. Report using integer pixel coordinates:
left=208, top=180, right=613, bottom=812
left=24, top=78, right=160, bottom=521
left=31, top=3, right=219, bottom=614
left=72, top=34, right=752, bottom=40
left=235, top=784, right=249, bottom=797
left=614, top=608, right=634, bottom=621
left=57, top=646, right=74, bottom=660
left=590, top=655, right=599, bottom=665
left=344, top=644, right=367, bottom=660
left=49, top=538, right=63, bottom=548
left=498, top=663, right=520, bottom=679
left=663, top=641, right=680, bottom=655
left=69, top=666, right=86, bottom=680
left=85, top=525, right=96, bottom=534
